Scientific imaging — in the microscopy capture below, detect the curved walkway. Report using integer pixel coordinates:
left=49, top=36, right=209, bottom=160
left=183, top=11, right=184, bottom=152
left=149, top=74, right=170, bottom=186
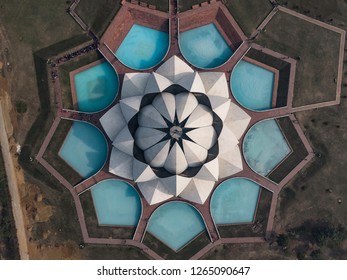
left=0, top=100, right=29, bottom=259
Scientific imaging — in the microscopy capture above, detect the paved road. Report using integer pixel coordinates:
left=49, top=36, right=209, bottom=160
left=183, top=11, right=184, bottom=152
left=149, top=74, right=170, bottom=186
left=0, top=100, right=29, bottom=259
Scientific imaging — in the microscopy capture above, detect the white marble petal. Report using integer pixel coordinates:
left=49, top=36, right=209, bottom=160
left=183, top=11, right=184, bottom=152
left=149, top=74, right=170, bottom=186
left=121, top=73, right=150, bottom=98
left=195, top=158, right=219, bottom=181
left=176, top=72, right=205, bottom=93
left=160, top=175, right=191, bottom=196
left=145, top=73, right=173, bottom=94
left=109, top=147, right=133, bottom=180
left=175, top=92, right=199, bottom=123
left=186, top=126, right=217, bottom=150
left=164, top=142, right=188, bottom=174
left=133, top=159, right=157, bottom=182
left=224, top=102, right=251, bottom=139
left=208, top=96, right=231, bottom=121
left=199, top=72, right=229, bottom=98
left=137, top=179, right=173, bottom=205
left=135, top=127, right=166, bottom=150
left=138, top=105, right=167, bottom=128
left=119, top=96, right=142, bottom=122
left=152, top=92, right=176, bottom=122
left=179, top=178, right=215, bottom=204
left=156, top=55, right=194, bottom=82
left=112, top=126, right=134, bottom=155
left=182, top=140, right=208, bottom=167
left=218, top=125, right=239, bottom=155
left=144, top=140, right=170, bottom=168
left=100, top=104, right=126, bottom=141
left=185, top=104, right=214, bottom=128
left=218, top=146, right=243, bottom=178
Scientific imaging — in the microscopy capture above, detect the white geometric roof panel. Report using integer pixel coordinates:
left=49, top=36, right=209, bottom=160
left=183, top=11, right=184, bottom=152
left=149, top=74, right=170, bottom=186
left=121, top=73, right=151, bottom=98
left=175, top=92, right=199, bottom=123
left=152, top=92, right=176, bottom=122
left=156, top=55, right=194, bottom=82
left=100, top=104, right=126, bottom=141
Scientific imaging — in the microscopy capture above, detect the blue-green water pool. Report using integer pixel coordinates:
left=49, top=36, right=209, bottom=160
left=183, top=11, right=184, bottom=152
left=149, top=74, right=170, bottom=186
left=231, top=60, right=275, bottom=111
left=211, top=178, right=260, bottom=224
left=243, top=119, right=291, bottom=176
left=179, top=23, right=233, bottom=68
left=58, top=121, right=108, bottom=178
left=147, top=202, right=206, bottom=251
left=116, top=24, right=169, bottom=70
left=91, top=179, right=141, bottom=226
left=74, top=62, right=118, bottom=112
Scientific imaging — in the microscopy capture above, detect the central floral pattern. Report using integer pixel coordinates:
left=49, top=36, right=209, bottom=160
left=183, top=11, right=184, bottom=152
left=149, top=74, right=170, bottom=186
left=134, top=91, right=220, bottom=175
left=100, top=56, right=251, bottom=205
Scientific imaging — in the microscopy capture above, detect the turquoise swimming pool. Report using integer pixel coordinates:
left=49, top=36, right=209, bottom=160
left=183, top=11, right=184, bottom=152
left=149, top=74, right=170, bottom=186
left=211, top=178, right=260, bottom=224
left=179, top=23, right=233, bottom=68
left=58, top=121, right=108, bottom=178
left=74, top=62, right=118, bottom=112
left=91, top=179, right=141, bottom=226
left=147, top=202, right=206, bottom=251
left=231, top=60, right=275, bottom=111
left=243, top=119, right=291, bottom=176
left=116, top=24, right=169, bottom=70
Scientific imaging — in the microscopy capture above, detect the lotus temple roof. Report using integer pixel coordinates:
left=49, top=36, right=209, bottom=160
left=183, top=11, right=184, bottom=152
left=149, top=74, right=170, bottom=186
left=100, top=55, right=251, bottom=205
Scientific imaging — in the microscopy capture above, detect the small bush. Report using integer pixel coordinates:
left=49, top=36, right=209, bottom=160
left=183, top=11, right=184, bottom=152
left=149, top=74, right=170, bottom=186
left=16, top=100, right=27, bottom=113
left=277, top=234, right=289, bottom=248
left=311, top=223, right=346, bottom=246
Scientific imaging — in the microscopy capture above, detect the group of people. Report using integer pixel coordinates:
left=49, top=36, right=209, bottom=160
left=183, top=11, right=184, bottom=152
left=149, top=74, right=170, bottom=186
left=49, top=42, right=99, bottom=82
left=54, top=42, right=98, bottom=66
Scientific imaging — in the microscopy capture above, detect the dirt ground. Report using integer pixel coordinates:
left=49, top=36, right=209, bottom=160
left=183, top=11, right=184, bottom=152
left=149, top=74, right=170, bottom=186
left=0, top=77, right=82, bottom=259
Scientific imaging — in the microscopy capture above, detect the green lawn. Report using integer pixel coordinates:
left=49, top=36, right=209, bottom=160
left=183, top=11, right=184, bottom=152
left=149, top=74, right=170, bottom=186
left=17, top=54, right=58, bottom=190
left=0, top=0, right=82, bottom=51
left=277, top=0, right=341, bottom=20
left=225, top=0, right=273, bottom=36
left=75, top=0, right=121, bottom=37
left=256, top=11, right=342, bottom=107
left=35, top=34, right=91, bottom=59
left=178, top=0, right=206, bottom=12
left=141, top=0, right=169, bottom=12
left=178, top=0, right=273, bottom=36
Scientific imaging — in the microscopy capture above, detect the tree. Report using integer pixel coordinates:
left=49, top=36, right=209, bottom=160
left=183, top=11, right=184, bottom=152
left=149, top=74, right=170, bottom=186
left=277, top=234, right=289, bottom=248
left=311, top=223, right=346, bottom=246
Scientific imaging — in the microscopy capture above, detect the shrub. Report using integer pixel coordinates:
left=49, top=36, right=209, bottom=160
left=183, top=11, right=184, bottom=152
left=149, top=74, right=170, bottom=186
left=16, top=100, right=27, bottom=113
